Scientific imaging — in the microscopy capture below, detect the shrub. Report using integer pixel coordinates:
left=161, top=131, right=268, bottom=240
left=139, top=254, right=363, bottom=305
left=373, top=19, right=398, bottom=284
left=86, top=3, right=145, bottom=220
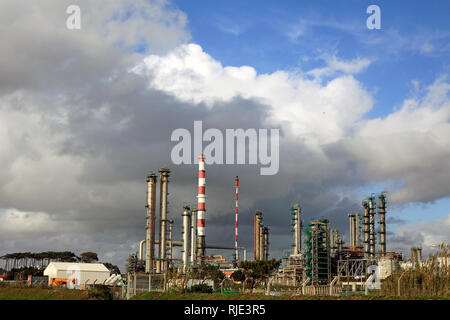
left=187, top=283, right=213, bottom=293
left=88, top=284, right=113, bottom=300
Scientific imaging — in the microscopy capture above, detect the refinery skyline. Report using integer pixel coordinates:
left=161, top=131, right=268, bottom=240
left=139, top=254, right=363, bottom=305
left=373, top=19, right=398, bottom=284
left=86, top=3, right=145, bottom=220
left=0, top=0, right=449, bottom=272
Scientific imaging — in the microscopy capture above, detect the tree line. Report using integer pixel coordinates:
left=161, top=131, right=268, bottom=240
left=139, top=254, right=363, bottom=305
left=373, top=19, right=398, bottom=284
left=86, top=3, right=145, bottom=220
left=0, top=251, right=100, bottom=271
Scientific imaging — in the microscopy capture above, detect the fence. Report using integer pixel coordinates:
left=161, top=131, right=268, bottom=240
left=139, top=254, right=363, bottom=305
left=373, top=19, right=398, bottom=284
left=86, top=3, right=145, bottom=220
left=126, top=273, right=166, bottom=299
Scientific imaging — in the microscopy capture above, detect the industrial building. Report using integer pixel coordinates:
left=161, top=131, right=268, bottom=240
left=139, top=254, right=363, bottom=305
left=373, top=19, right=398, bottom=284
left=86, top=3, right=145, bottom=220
left=44, top=262, right=110, bottom=288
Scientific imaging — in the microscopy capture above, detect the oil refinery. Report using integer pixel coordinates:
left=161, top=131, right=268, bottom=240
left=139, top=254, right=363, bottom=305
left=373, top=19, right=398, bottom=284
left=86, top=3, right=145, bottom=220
left=122, top=153, right=426, bottom=298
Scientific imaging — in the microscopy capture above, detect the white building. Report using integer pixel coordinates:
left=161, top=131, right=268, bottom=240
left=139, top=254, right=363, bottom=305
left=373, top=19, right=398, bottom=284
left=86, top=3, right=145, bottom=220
left=44, top=262, right=110, bottom=288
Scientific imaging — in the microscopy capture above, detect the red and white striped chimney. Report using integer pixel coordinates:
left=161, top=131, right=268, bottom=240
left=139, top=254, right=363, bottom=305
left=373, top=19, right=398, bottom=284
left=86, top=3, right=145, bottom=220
left=196, top=154, right=206, bottom=261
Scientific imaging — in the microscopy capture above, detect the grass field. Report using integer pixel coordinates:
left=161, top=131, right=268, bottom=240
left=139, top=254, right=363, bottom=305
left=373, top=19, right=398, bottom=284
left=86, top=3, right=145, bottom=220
left=130, top=291, right=449, bottom=300
left=0, top=287, right=447, bottom=300
left=0, top=287, right=90, bottom=300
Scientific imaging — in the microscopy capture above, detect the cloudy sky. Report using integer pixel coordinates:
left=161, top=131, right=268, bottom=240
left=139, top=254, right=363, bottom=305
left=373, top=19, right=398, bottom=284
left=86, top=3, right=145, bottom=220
left=0, top=0, right=449, bottom=271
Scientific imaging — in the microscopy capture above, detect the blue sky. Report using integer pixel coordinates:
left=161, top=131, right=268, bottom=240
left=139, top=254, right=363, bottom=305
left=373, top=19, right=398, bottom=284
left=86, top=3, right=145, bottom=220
left=166, top=0, right=450, bottom=230
left=173, top=0, right=450, bottom=119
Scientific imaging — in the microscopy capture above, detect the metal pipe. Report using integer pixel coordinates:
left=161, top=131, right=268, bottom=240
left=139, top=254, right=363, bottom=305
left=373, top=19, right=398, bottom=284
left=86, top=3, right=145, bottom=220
left=182, top=206, right=191, bottom=271
left=168, top=219, right=174, bottom=267
left=158, top=168, right=170, bottom=273
left=139, top=239, right=146, bottom=261
left=146, top=173, right=157, bottom=273
left=196, top=154, right=206, bottom=262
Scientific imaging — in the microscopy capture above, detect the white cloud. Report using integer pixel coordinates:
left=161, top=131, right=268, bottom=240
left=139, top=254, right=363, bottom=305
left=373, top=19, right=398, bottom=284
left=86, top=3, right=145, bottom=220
left=389, top=214, right=450, bottom=258
left=342, top=76, right=450, bottom=203
left=133, top=43, right=373, bottom=145
left=307, top=55, right=372, bottom=79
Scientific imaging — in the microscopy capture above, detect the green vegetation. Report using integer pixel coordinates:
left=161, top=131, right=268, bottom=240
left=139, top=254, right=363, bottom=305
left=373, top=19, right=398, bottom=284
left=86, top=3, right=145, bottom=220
left=88, top=284, right=113, bottom=300
left=80, top=252, right=99, bottom=263
left=0, top=287, right=90, bottom=300
left=378, top=255, right=449, bottom=297
left=239, top=259, right=281, bottom=288
left=186, top=283, right=213, bottom=293
left=131, top=291, right=448, bottom=300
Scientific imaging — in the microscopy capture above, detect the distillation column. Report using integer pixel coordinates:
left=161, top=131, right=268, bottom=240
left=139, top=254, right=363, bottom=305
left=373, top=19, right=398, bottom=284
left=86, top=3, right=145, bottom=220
left=378, top=193, right=387, bottom=256
left=157, top=168, right=170, bottom=273
left=182, top=206, right=191, bottom=271
left=368, top=195, right=376, bottom=258
left=348, top=213, right=355, bottom=248
left=292, top=204, right=302, bottom=255
left=259, top=220, right=264, bottom=260
left=355, top=213, right=361, bottom=247
left=263, top=227, right=269, bottom=260
left=254, top=211, right=262, bottom=260
left=196, top=154, right=206, bottom=262
left=145, top=173, right=157, bottom=273
left=362, top=200, right=370, bottom=257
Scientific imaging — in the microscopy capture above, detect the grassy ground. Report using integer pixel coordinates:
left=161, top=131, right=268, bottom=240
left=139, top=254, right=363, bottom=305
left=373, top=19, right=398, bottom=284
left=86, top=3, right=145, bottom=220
left=0, top=287, right=90, bottom=300
left=131, top=291, right=449, bottom=300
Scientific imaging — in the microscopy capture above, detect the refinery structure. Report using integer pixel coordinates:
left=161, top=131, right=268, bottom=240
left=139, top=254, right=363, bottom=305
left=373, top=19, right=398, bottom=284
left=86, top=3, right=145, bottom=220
left=124, top=154, right=431, bottom=297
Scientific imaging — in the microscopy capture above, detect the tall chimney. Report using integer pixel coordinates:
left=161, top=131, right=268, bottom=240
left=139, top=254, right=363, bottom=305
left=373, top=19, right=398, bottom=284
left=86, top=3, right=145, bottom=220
left=191, top=209, right=197, bottom=266
left=263, top=227, right=269, bottom=260
left=168, top=219, right=174, bottom=266
left=292, top=204, right=301, bottom=255
left=355, top=213, right=361, bottom=247
left=254, top=211, right=262, bottom=260
left=362, top=200, right=370, bottom=257
left=196, top=154, right=206, bottom=262
left=145, top=173, right=157, bottom=273
left=378, top=193, right=387, bottom=256
left=234, top=176, right=239, bottom=261
left=157, top=168, right=170, bottom=273
left=182, top=206, right=191, bottom=271
left=348, top=213, right=355, bottom=248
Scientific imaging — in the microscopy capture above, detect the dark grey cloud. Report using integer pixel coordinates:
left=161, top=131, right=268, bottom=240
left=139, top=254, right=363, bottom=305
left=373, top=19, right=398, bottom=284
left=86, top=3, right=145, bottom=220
left=0, top=0, right=449, bottom=271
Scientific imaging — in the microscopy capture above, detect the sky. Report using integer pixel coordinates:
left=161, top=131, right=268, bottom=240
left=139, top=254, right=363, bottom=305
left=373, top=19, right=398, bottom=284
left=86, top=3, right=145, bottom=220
left=0, top=0, right=449, bottom=271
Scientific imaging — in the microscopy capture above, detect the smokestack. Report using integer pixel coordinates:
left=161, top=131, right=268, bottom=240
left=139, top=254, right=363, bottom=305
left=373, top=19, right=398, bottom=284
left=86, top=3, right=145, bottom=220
left=263, top=227, right=269, bottom=260
left=378, top=193, right=387, bottom=256
left=355, top=213, right=361, bottom=247
left=157, top=168, right=170, bottom=273
left=182, top=206, right=191, bottom=271
left=169, top=219, right=174, bottom=266
left=292, top=204, right=301, bottom=255
left=191, top=209, right=197, bottom=266
left=235, top=176, right=239, bottom=261
left=196, top=154, right=206, bottom=262
left=259, top=222, right=264, bottom=260
left=348, top=213, right=355, bottom=248
left=254, top=211, right=262, bottom=260
left=362, top=200, right=370, bottom=257
left=368, top=195, right=376, bottom=257
left=145, top=173, right=157, bottom=273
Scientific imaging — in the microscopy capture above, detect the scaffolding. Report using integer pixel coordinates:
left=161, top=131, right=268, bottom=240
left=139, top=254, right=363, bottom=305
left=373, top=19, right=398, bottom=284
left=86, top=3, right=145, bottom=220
left=304, top=218, right=331, bottom=285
